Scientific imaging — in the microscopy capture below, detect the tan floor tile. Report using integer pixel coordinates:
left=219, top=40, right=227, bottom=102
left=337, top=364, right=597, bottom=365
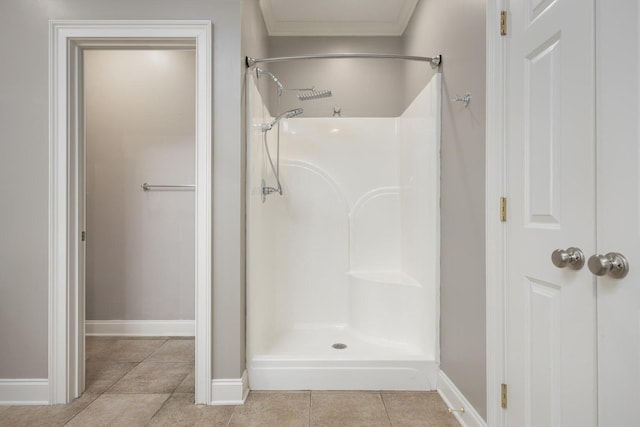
left=311, top=391, right=391, bottom=427
left=147, top=393, right=235, bottom=426
left=87, top=336, right=166, bottom=341
left=117, top=336, right=172, bottom=340
left=0, top=393, right=98, bottom=427
left=229, top=391, right=310, bottom=427
left=174, top=364, right=195, bottom=393
left=0, top=406, right=47, bottom=427
left=86, top=339, right=166, bottom=362
left=85, top=339, right=115, bottom=362
left=85, top=336, right=118, bottom=344
left=0, top=406, right=9, bottom=415
left=107, top=361, right=192, bottom=394
left=381, top=392, right=459, bottom=427
left=85, top=361, right=137, bottom=393
left=146, top=339, right=194, bottom=363
left=65, top=393, right=169, bottom=427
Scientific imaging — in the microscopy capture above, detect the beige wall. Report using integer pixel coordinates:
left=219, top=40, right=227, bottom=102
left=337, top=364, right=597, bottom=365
left=0, top=1, right=487, bottom=412
left=242, top=0, right=271, bottom=107
left=84, top=50, right=196, bottom=322
left=240, top=0, right=271, bottom=375
left=0, top=0, right=244, bottom=380
left=404, top=0, right=487, bottom=419
left=266, top=36, right=405, bottom=117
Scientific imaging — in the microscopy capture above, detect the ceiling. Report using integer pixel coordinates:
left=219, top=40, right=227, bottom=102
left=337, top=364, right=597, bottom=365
left=259, top=0, right=419, bottom=37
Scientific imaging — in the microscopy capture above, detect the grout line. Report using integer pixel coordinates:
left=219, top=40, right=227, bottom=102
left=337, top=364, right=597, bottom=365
left=90, top=336, right=166, bottom=395
left=308, top=391, right=312, bottom=427
left=226, top=404, right=237, bottom=427
left=380, top=391, right=394, bottom=427
left=99, top=361, right=140, bottom=395
left=137, top=337, right=170, bottom=364
left=144, top=393, right=172, bottom=426
left=225, top=384, right=243, bottom=427
left=169, top=365, right=194, bottom=394
left=61, top=392, right=102, bottom=426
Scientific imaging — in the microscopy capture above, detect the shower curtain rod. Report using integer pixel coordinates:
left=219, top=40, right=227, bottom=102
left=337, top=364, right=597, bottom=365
left=245, top=53, right=442, bottom=68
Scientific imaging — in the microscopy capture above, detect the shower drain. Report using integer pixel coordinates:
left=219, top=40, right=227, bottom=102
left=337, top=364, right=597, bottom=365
left=332, top=343, right=347, bottom=350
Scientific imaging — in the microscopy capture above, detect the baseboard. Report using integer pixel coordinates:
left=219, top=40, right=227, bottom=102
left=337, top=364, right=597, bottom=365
left=437, top=371, right=486, bottom=427
left=0, top=379, right=49, bottom=405
left=210, top=370, right=249, bottom=405
left=85, top=320, right=195, bottom=336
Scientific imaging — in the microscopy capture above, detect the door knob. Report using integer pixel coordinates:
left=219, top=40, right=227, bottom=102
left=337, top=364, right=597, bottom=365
left=551, top=247, right=585, bottom=270
left=588, top=252, right=630, bottom=278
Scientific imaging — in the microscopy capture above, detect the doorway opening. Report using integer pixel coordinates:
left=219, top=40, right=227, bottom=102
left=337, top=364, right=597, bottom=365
left=83, top=47, right=196, bottom=398
left=49, top=21, right=212, bottom=405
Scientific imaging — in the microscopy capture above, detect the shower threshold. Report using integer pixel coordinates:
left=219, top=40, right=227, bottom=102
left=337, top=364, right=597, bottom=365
left=248, top=327, right=438, bottom=391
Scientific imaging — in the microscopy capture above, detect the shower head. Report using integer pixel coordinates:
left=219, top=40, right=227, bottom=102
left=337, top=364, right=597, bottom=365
left=256, top=67, right=284, bottom=94
left=262, top=108, right=303, bottom=131
left=298, top=89, right=332, bottom=101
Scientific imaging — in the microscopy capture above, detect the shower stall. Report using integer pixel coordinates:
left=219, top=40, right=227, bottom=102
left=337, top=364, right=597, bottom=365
left=246, top=55, right=441, bottom=391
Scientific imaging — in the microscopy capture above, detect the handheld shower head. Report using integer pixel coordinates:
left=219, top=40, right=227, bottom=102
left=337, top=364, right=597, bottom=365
left=262, top=108, right=303, bottom=131
left=298, top=89, right=332, bottom=101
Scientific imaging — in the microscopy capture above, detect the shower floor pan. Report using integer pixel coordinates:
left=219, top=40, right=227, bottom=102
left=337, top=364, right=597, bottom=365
left=248, top=327, right=438, bottom=391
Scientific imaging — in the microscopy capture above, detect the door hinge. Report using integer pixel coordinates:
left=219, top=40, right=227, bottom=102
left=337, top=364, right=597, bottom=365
left=500, top=10, right=508, bottom=36
left=81, top=231, right=86, bottom=242
left=501, top=383, right=508, bottom=408
left=500, top=197, right=507, bottom=222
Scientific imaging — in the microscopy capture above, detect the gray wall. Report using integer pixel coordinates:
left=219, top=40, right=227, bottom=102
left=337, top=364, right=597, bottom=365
left=0, top=0, right=245, bottom=380
left=242, top=0, right=271, bottom=107
left=0, top=1, right=487, bottom=412
left=84, top=50, right=196, bottom=321
left=266, top=37, right=405, bottom=117
left=240, top=0, right=271, bottom=375
left=404, top=0, right=487, bottom=419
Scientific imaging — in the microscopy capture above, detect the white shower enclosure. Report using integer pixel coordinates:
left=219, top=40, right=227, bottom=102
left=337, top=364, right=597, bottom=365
left=246, top=72, right=441, bottom=390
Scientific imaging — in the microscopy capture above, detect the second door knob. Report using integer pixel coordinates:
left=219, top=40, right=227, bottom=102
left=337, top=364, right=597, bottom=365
left=587, top=252, right=629, bottom=278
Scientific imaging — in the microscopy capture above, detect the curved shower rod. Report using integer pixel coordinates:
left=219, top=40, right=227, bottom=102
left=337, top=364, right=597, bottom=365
left=245, top=53, right=442, bottom=68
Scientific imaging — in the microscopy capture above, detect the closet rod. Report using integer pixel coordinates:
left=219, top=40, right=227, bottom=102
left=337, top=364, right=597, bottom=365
left=245, top=53, right=442, bottom=68
left=141, top=183, right=195, bottom=191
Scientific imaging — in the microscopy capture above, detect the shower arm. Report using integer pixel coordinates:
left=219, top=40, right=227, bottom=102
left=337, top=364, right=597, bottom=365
left=255, top=68, right=284, bottom=96
left=246, top=53, right=442, bottom=68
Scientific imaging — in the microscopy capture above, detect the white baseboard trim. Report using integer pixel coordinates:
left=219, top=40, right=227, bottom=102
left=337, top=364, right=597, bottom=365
left=210, top=370, right=249, bottom=405
left=0, top=379, right=49, bottom=405
left=437, top=371, right=486, bottom=427
left=85, top=320, right=195, bottom=336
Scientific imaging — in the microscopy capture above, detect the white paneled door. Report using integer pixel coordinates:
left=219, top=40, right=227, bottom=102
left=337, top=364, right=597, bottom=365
left=596, top=1, right=640, bottom=425
left=504, top=0, right=640, bottom=425
left=504, top=0, right=597, bottom=425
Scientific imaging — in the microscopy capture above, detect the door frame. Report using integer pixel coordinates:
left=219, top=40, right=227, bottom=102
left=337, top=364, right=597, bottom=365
left=48, top=20, right=212, bottom=404
left=486, top=1, right=507, bottom=426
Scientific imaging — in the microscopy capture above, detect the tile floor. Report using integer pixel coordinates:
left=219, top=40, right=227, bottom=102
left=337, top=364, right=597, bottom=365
left=0, top=337, right=459, bottom=426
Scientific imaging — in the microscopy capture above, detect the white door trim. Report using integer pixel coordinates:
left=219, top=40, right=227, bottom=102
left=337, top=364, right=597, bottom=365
left=485, top=1, right=507, bottom=426
left=48, top=20, right=212, bottom=405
